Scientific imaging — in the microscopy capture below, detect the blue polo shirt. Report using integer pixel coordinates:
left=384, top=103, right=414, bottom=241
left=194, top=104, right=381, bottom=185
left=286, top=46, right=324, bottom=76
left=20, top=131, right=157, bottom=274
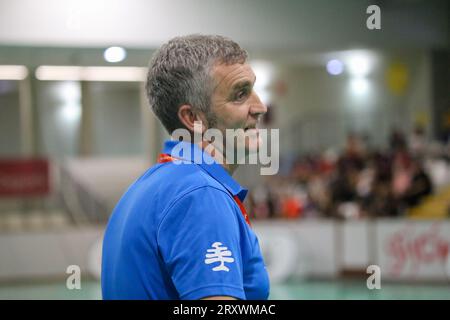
left=101, top=140, right=270, bottom=300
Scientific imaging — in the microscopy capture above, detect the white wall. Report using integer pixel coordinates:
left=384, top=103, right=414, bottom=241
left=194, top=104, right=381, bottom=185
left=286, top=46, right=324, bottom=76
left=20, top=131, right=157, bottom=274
left=0, top=0, right=448, bottom=50
left=0, top=226, right=103, bottom=281
left=1, top=220, right=449, bottom=283
left=375, top=219, right=450, bottom=281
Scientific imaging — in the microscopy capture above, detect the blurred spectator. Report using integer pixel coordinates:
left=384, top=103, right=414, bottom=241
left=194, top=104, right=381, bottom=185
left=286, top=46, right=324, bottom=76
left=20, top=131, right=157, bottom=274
left=389, top=127, right=407, bottom=151
left=247, top=128, right=450, bottom=221
left=409, top=124, right=427, bottom=156
left=402, top=159, right=433, bottom=207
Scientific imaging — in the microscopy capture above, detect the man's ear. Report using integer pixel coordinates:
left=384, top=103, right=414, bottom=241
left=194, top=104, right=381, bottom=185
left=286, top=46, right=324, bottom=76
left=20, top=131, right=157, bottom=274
left=178, top=105, right=207, bottom=133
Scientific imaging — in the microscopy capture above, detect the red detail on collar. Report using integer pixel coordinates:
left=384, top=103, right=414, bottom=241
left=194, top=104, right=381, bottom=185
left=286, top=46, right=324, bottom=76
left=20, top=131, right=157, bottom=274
left=157, top=153, right=177, bottom=163
left=233, top=195, right=252, bottom=227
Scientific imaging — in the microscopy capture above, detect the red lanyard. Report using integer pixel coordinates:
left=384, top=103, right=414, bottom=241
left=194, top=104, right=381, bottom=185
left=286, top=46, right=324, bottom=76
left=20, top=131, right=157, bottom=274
left=157, top=153, right=178, bottom=163
left=232, top=194, right=252, bottom=227
left=157, top=153, right=252, bottom=227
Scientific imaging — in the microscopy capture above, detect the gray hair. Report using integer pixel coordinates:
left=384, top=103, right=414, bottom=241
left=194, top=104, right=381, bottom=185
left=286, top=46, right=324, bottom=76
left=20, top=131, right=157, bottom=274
left=145, top=34, right=248, bottom=134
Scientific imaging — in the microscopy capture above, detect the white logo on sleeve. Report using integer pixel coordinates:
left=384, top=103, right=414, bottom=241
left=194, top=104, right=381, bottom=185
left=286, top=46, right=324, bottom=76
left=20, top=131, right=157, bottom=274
left=204, top=242, right=235, bottom=272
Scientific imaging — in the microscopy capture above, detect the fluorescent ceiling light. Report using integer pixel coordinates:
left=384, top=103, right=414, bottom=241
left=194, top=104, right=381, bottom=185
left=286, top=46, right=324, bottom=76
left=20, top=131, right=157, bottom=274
left=0, top=65, right=28, bottom=80
left=82, top=67, right=145, bottom=81
left=36, top=66, right=83, bottom=81
left=35, top=66, right=147, bottom=81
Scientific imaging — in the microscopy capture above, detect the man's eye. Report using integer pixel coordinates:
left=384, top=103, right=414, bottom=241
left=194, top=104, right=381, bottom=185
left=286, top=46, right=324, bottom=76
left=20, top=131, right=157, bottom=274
left=235, top=89, right=249, bottom=101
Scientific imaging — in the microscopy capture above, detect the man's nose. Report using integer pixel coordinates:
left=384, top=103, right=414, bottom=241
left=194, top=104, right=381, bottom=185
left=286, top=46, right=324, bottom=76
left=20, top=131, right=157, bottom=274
left=249, top=91, right=268, bottom=117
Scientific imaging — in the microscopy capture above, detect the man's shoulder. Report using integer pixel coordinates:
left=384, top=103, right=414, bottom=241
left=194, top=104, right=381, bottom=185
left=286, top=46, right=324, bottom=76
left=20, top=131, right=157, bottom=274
left=150, top=163, right=239, bottom=229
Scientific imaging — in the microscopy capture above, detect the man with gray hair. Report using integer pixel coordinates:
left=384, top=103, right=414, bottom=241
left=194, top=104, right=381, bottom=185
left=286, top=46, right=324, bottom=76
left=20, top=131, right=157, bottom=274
left=102, top=34, right=269, bottom=300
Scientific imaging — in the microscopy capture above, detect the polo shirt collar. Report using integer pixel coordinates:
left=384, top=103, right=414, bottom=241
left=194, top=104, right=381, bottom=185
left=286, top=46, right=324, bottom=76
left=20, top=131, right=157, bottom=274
left=162, top=140, right=248, bottom=201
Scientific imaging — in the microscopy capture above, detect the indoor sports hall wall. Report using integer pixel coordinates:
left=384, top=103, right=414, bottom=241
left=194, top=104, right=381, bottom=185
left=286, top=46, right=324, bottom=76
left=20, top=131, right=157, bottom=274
left=1, top=220, right=449, bottom=283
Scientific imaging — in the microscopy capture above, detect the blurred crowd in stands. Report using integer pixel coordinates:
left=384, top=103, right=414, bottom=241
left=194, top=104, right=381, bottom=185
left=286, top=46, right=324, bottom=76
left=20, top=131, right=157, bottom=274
left=247, top=126, right=450, bottom=219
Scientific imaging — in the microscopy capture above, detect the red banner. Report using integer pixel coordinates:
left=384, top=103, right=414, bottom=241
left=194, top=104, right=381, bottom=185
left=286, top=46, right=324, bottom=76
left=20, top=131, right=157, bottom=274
left=0, top=159, right=50, bottom=197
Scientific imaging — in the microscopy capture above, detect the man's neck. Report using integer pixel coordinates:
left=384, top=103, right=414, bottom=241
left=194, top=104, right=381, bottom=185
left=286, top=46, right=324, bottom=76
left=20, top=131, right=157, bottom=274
left=196, top=140, right=238, bottom=175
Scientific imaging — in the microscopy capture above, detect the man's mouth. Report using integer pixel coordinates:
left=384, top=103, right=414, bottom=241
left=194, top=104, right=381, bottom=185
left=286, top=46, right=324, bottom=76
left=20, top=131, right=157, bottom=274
left=244, top=125, right=258, bottom=132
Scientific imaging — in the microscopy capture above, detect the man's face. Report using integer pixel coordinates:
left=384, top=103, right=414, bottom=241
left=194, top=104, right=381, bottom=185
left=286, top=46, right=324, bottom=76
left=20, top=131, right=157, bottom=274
left=208, top=63, right=267, bottom=158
